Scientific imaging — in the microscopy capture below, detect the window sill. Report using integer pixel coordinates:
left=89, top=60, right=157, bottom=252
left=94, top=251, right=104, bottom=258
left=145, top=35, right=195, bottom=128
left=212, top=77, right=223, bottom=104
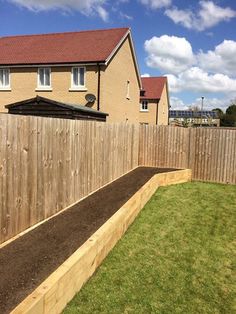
left=140, top=110, right=149, bottom=112
left=69, top=87, right=88, bottom=92
left=0, top=88, right=11, bottom=91
left=35, top=88, right=53, bottom=92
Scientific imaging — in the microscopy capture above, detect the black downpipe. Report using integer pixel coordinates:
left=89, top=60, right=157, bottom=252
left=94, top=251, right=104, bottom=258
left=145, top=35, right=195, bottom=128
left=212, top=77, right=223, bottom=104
left=156, top=100, right=159, bottom=125
left=97, top=64, right=101, bottom=111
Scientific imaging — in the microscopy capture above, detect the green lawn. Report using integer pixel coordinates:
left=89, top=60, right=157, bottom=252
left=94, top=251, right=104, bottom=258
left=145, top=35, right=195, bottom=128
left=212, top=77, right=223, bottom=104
left=64, top=182, right=236, bottom=314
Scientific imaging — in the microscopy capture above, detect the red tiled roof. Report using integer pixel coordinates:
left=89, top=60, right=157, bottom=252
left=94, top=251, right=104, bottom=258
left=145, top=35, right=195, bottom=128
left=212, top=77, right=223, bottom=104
left=0, top=28, right=129, bottom=65
left=140, top=77, right=167, bottom=100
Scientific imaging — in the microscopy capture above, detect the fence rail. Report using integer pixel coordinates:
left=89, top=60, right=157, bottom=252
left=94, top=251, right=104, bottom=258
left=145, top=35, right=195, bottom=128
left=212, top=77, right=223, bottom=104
left=139, top=125, right=236, bottom=184
left=0, top=115, right=235, bottom=245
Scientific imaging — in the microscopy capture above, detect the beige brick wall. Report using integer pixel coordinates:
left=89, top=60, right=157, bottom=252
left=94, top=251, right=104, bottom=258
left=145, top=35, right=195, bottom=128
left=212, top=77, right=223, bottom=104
left=100, top=37, right=140, bottom=123
left=157, top=84, right=169, bottom=125
left=0, top=66, right=99, bottom=112
left=139, top=101, right=157, bottom=124
left=139, top=83, right=169, bottom=125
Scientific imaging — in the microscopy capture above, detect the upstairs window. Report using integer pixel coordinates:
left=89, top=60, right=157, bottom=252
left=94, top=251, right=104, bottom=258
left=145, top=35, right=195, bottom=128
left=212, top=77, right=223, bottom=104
left=0, top=68, right=10, bottom=89
left=38, top=68, right=51, bottom=88
left=71, top=67, right=86, bottom=89
left=140, top=100, right=148, bottom=112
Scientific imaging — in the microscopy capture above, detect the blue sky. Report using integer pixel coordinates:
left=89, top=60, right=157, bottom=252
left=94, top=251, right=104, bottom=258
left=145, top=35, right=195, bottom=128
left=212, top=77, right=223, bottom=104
left=1, top=0, right=236, bottom=111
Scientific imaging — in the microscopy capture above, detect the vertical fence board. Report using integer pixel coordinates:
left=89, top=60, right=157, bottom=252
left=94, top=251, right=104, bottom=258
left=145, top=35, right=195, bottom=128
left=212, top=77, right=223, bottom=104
left=0, top=115, right=139, bottom=244
left=0, top=116, right=235, bottom=245
left=139, top=125, right=236, bottom=185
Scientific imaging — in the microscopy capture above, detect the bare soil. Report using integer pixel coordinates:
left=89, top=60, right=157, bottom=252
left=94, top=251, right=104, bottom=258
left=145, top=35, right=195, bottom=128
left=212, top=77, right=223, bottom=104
left=0, top=167, right=176, bottom=313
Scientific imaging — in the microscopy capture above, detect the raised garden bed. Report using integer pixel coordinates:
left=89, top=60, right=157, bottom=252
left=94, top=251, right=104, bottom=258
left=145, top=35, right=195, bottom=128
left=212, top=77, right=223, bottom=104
left=0, top=167, right=191, bottom=314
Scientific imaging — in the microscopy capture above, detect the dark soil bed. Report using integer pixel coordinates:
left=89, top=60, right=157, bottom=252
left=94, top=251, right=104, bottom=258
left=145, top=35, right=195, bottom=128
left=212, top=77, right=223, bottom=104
left=0, top=167, right=176, bottom=313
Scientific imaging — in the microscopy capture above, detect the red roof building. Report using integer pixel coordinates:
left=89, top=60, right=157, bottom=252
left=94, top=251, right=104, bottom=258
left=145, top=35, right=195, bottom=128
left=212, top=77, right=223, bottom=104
left=140, top=77, right=167, bottom=100
left=139, top=77, right=169, bottom=125
left=0, top=28, right=141, bottom=123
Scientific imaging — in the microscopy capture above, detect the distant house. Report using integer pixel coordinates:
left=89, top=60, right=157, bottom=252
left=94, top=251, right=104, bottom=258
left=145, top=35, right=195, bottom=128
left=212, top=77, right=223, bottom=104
left=0, top=28, right=141, bottom=123
left=139, top=77, right=170, bottom=125
left=169, top=110, right=220, bottom=127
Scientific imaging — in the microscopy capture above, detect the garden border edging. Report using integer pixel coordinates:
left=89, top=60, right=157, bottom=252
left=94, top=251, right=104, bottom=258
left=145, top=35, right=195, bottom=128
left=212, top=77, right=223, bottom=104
left=11, top=169, right=191, bottom=314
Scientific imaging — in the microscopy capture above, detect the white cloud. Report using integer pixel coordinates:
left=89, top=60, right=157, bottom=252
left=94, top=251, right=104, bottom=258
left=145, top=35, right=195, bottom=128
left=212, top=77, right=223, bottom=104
left=198, top=1, right=236, bottom=29
left=8, top=0, right=109, bottom=20
left=170, top=96, right=231, bottom=111
left=166, top=67, right=236, bottom=94
left=139, top=0, right=171, bottom=9
left=170, top=97, right=188, bottom=110
left=198, top=40, right=236, bottom=77
left=165, top=7, right=194, bottom=29
left=144, top=34, right=236, bottom=96
left=144, top=35, right=195, bottom=74
left=141, top=73, right=150, bottom=77
left=96, top=5, right=109, bottom=21
left=119, top=12, right=133, bottom=20
left=165, top=1, right=236, bottom=31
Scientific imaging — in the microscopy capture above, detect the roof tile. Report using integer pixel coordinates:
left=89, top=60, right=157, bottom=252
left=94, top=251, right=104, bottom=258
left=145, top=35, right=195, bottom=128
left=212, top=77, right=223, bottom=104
left=0, top=28, right=129, bottom=65
left=140, top=77, right=167, bottom=100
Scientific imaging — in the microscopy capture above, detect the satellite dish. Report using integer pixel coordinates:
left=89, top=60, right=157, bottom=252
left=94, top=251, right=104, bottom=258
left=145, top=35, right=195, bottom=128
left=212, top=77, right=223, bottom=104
left=85, top=94, right=96, bottom=103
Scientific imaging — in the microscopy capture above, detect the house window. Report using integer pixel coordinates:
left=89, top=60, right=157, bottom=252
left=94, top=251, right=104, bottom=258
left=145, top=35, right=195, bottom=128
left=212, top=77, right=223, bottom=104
left=0, top=68, right=10, bottom=89
left=38, top=68, right=51, bottom=88
left=140, top=100, right=148, bottom=112
left=126, top=80, right=130, bottom=99
left=140, top=90, right=145, bottom=97
left=71, top=67, right=86, bottom=89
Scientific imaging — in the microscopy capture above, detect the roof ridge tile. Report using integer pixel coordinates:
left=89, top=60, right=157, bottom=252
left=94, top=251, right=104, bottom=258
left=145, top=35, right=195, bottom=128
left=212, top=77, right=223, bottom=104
left=0, top=27, right=130, bottom=40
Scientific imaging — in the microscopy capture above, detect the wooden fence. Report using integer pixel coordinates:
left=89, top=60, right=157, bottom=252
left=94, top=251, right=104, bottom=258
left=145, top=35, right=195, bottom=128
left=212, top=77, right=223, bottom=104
left=0, top=115, right=236, bottom=245
left=0, top=115, right=139, bottom=244
left=139, top=125, right=236, bottom=185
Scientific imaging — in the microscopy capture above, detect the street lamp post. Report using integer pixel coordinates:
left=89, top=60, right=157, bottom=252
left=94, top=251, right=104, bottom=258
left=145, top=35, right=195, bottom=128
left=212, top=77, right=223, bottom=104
left=201, top=96, right=204, bottom=127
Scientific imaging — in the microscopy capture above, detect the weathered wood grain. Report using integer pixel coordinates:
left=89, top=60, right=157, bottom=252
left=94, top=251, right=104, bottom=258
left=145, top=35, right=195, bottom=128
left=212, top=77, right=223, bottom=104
left=0, top=115, right=139, bottom=244
left=139, top=125, right=236, bottom=185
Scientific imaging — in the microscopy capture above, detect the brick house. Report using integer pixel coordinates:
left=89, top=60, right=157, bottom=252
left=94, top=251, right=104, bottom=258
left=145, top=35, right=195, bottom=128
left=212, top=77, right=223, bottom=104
left=139, top=77, right=170, bottom=125
left=0, top=28, right=141, bottom=123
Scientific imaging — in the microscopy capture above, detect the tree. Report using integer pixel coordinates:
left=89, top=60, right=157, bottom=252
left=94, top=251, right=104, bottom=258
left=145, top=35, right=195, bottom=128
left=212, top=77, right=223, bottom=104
left=220, top=101, right=236, bottom=127
left=212, top=108, right=223, bottom=117
left=226, top=104, right=236, bottom=115
left=182, top=118, right=189, bottom=128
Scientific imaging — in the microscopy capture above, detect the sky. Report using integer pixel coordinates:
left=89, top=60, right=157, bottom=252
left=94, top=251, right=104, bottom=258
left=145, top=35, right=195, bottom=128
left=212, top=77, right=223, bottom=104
left=1, top=0, right=236, bottom=111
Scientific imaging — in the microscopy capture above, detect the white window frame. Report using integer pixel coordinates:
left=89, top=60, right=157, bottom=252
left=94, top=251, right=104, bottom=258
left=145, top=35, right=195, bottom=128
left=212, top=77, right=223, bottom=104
left=36, top=67, right=52, bottom=91
left=70, top=66, right=87, bottom=91
left=0, top=68, right=11, bottom=90
left=140, top=100, right=149, bottom=112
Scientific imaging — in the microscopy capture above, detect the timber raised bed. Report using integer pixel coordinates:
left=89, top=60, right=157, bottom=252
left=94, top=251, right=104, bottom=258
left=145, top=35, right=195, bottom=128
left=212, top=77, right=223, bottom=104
left=0, top=167, right=191, bottom=314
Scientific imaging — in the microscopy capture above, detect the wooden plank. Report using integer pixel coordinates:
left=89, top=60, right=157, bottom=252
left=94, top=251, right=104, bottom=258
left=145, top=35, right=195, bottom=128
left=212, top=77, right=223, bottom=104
left=0, top=115, right=7, bottom=243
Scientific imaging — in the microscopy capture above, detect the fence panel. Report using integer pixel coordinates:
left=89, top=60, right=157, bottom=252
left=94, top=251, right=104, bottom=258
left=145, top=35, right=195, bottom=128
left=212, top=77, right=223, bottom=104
left=1, top=116, right=235, bottom=245
left=139, top=125, right=236, bottom=185
left=139, top=125, right=189, bottom=169
left=0, top=115, right=139, bottom=244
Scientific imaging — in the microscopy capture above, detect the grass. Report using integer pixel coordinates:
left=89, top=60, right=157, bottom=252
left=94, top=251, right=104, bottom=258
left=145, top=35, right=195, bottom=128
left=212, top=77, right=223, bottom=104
left=64, top=182, right=236, bottom=314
